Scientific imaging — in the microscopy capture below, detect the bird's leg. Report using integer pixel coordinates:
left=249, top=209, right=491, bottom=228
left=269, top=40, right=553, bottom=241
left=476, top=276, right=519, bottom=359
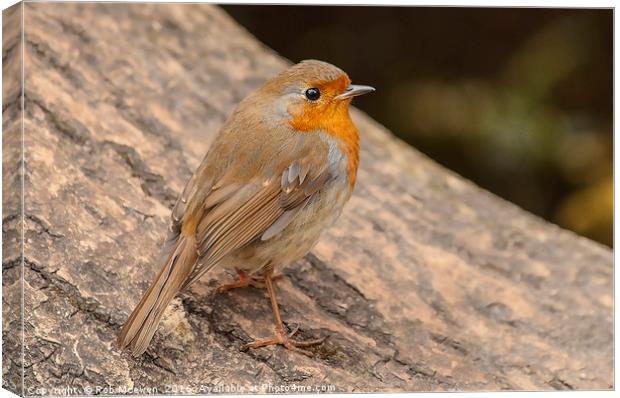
left=242, top=270, right=326, bottom=356
left=217, top=268, right=283, bottom=292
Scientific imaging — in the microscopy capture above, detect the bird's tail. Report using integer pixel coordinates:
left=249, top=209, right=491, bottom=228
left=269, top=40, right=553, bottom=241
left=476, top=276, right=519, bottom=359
left=117, top=235, right=197, bottom=356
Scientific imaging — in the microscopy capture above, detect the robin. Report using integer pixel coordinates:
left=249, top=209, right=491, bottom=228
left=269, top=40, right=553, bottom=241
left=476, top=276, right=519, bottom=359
left=118, top=60, right=374, bottom=357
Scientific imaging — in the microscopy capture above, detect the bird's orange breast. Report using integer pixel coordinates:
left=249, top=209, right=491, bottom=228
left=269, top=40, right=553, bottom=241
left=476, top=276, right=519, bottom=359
left=288, top=101, right=360, bottom=189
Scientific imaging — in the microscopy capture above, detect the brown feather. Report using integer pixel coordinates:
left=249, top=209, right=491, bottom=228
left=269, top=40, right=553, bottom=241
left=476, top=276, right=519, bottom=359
left=117, top=235, right=196, bottom=356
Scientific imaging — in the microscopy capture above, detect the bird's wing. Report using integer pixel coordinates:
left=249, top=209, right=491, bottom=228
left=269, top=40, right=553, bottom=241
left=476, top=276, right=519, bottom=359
left=180, top=150, right=334, bottom=289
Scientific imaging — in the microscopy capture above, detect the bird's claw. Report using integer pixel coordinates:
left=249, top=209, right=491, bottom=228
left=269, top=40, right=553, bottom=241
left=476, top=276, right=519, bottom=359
left=242, top=327, right=326, bottom=357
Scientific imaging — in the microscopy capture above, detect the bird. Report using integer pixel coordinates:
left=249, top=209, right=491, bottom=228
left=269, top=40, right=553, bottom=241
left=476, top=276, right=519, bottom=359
left=117, top=59, right=375, bottom=357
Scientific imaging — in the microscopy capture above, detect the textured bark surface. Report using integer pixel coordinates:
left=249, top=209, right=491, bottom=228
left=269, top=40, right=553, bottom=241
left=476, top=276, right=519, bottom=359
left=2, top=3, right=613, bottom=394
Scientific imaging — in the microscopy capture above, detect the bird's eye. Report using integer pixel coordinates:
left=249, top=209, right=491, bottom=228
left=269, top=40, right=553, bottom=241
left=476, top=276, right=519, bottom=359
left=304, top=87, right=321, bottom=101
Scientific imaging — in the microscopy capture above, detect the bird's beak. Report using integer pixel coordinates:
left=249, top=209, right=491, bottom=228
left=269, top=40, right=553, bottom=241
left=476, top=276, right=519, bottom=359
left=335, top=84, right=375, bottom=100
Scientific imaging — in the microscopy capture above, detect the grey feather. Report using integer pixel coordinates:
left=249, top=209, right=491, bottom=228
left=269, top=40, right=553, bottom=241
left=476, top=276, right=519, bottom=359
left=261, top=206, right=305, bottom=241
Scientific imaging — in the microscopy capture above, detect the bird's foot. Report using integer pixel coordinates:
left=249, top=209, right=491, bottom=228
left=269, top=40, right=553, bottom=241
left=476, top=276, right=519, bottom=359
left=217, top=269, right=283, bottom=292
left=242, top=325, right=326, bottom=357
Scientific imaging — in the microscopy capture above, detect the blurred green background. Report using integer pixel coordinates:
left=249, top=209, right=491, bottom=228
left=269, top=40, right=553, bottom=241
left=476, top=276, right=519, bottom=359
left=223, top=6, right=613, bottom=247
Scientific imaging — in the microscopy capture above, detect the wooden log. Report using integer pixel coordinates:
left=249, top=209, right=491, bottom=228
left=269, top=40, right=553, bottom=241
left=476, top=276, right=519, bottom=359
left=2, top=3, right=612, bottom=394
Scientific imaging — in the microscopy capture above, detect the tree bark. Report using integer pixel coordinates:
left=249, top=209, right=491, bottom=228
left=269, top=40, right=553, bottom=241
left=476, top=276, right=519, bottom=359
left=2, top=3, right=612, bottom=394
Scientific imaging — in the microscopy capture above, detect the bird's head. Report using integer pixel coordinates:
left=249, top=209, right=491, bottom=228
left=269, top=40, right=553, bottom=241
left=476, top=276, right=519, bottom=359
left=258, top=60, right=375, bottom=134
